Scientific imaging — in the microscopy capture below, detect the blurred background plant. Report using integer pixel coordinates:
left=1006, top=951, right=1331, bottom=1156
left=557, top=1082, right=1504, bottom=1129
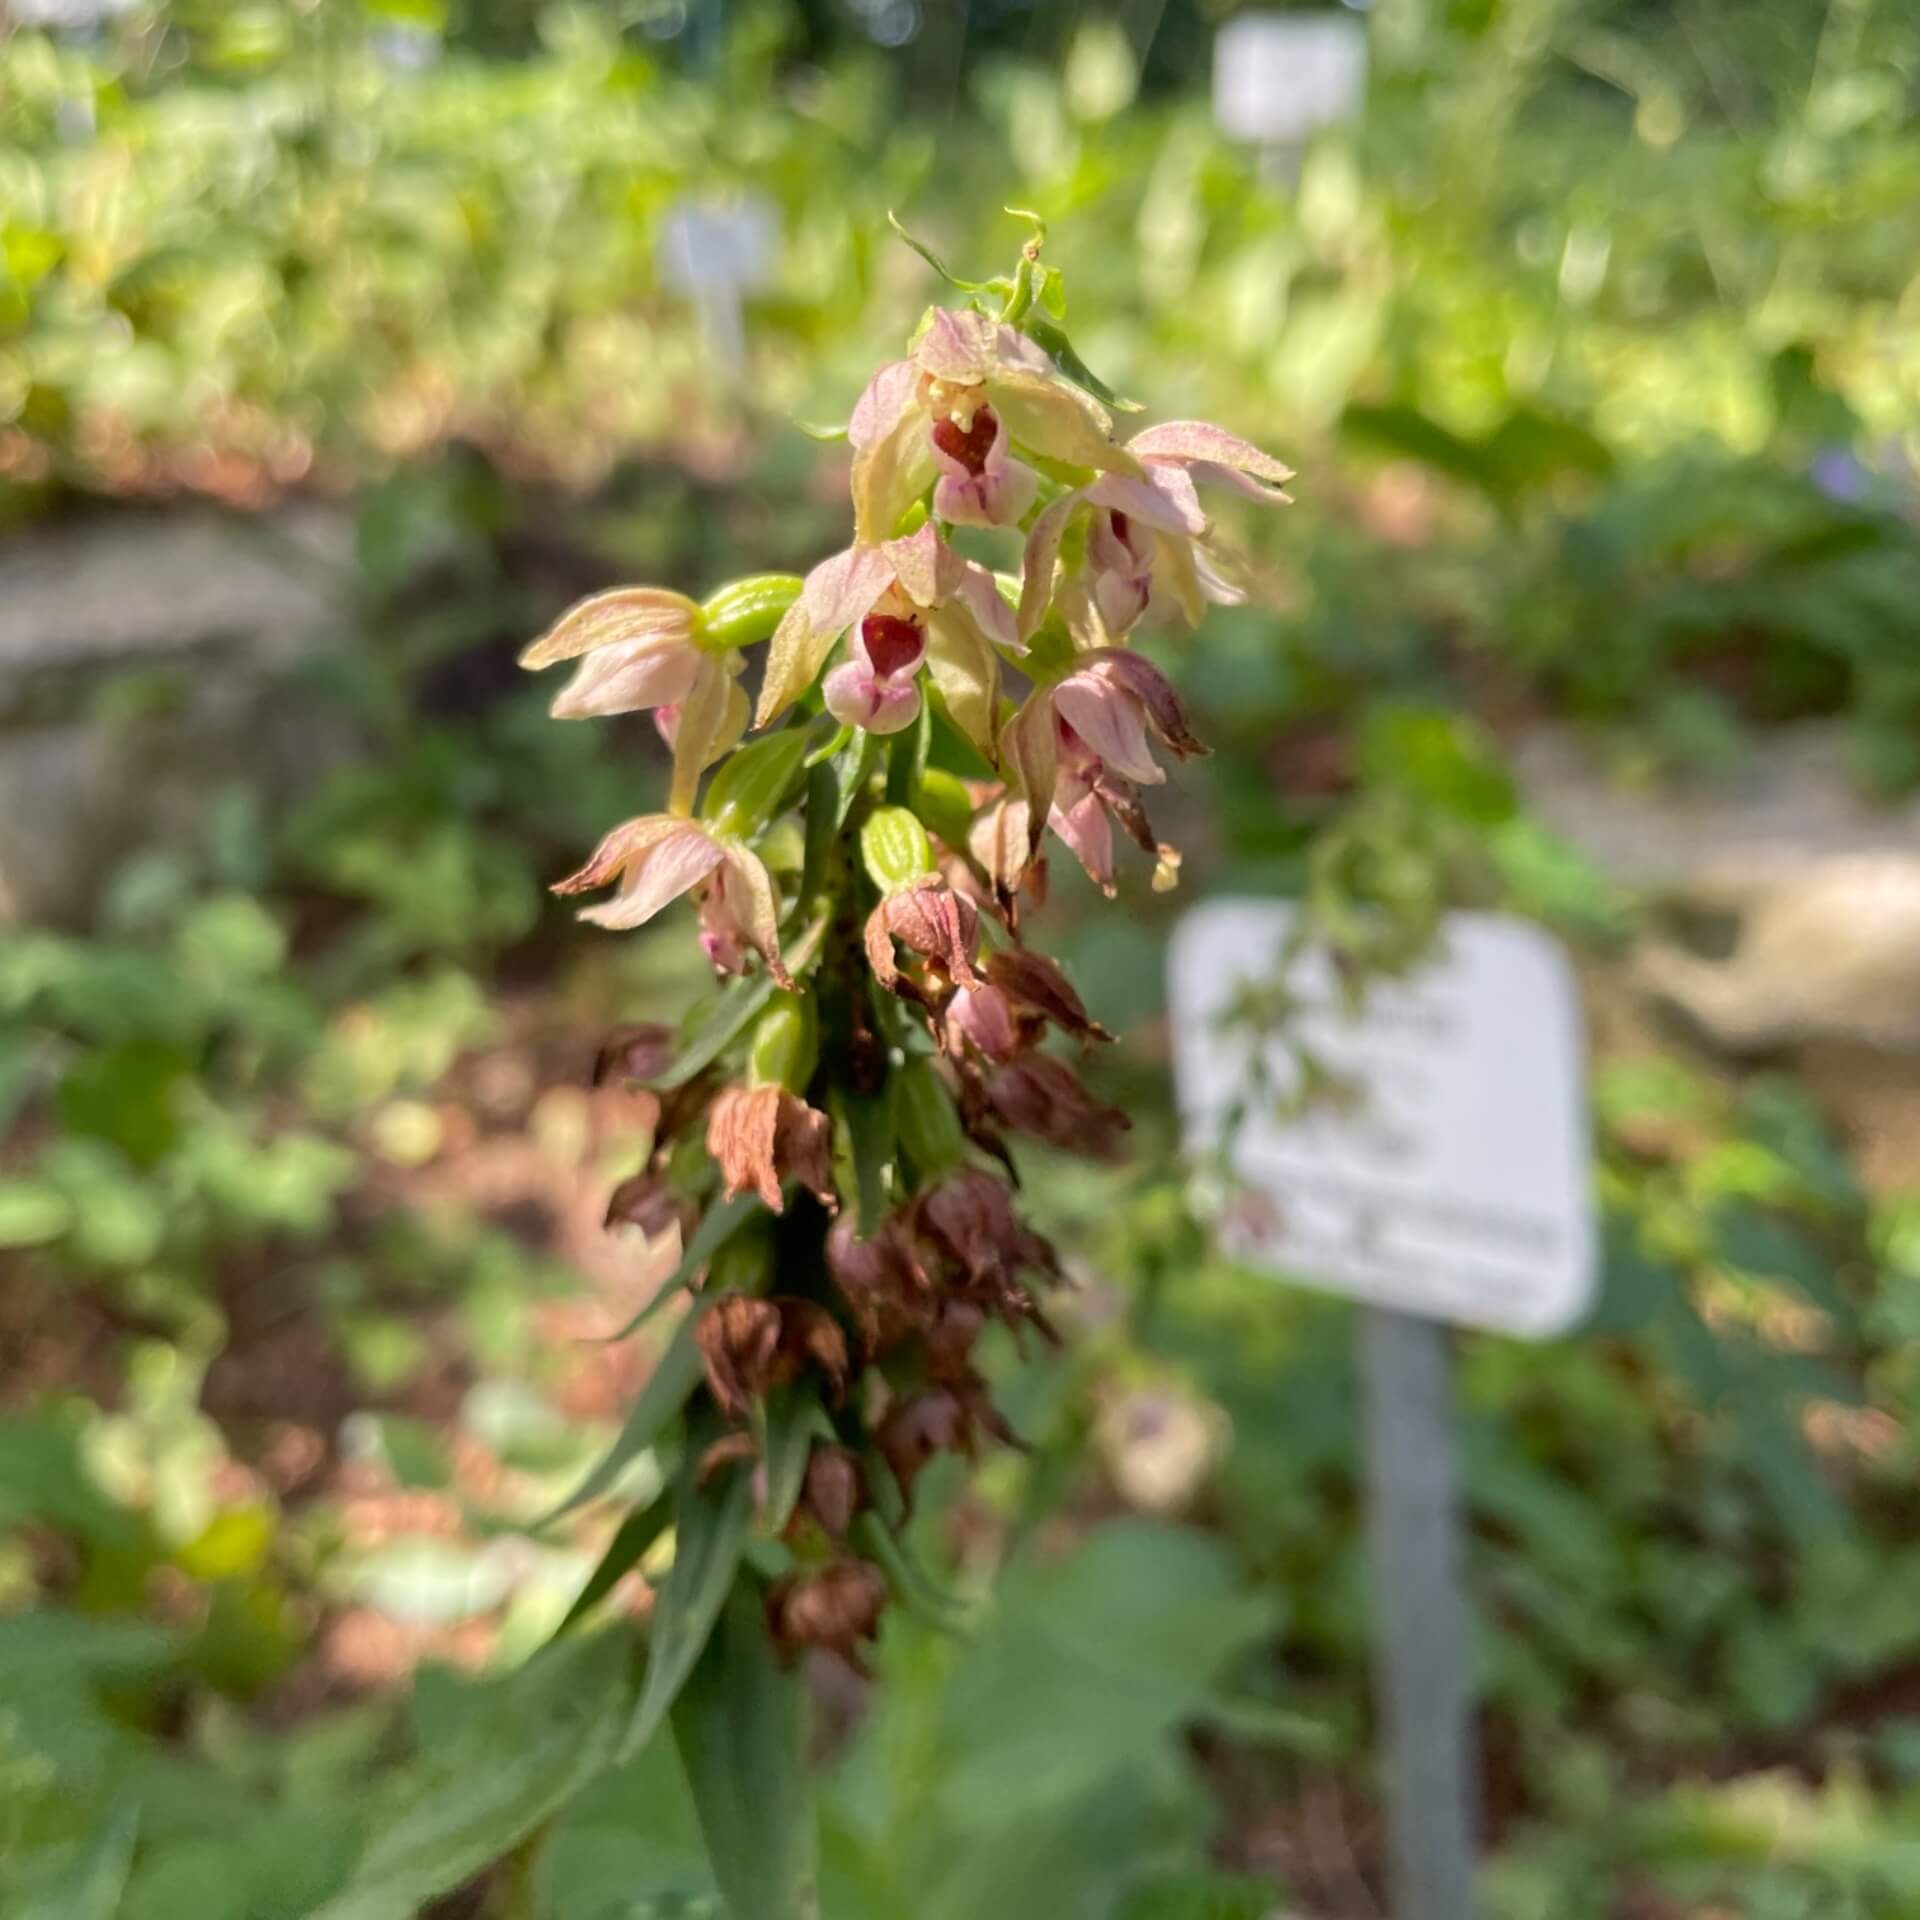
left=2, top=1, right=1919, bottom=1915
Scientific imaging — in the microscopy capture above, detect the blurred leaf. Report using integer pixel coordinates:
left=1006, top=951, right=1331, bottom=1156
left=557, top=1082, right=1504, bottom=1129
left=19, top=1801, right=139, bottom=1920
left=311, top=1632, right=639, bottom=1920
left=623, top=1457, right=754, bottom=1762
left=671, top=1584, right=816, bottom=1920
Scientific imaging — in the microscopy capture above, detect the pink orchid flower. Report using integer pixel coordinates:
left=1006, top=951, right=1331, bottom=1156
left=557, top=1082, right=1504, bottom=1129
left=997, top=649, right=1207, bottom=897
left=552, top=814, right=791, bottom=987
left=520, top=587, right=746, bottom=816
left=847, top=308, right=1137, bottom=543
left=1017, top=421, right=1293, bottom=647
left=756, top=521, right=1018, bottom=755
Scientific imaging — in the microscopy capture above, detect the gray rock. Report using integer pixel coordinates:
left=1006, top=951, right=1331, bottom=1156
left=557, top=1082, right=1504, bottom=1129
left=0, top=505, right=353, bottom=925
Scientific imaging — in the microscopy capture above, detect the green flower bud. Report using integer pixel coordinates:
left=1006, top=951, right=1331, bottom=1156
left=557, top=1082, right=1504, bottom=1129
left=914, top=769, right=976, bottom=853
left=698, top=574, right=803, bottom=654
left=861, top=806, right=935, bottom=894
left=891, top=1056, right=967, bottom=1176
left=748, top=991, right=819, bottom=1094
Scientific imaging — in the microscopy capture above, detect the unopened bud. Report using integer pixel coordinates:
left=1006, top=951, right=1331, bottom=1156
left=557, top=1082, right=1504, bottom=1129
left=698, top=573, right=804, bottom=652
left=860, top=805, right=936, bottom=894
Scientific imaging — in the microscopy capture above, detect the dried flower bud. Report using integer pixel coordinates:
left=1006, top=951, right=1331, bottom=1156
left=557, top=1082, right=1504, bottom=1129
left=766, top=1558, right=889, bottom=1670
left=798, top=1444, right=867, bottom=1541
left=593, top=1022, right=676, bottom=1086
left=826, top=1213, right=930, bottom=1350
left=944, top=982, right=1022, bottom=1062
left=875, top=1388, right=968, bottom=1505
left=983, top=948, right=1108, bottom=1043
left=985, top=1052, right=1130, bottom=1158
left=696, top=1294, right=851, bottom=1420
left=696, top=1295, right=784, bottom=1421
left=707, top=1085, right=836, bottom=1215
left=864, top=876, right=980, bottom=1001
left=915, top=1167, right=1057, bottom=1291
left=602, top=1169, right=695, bottom=1241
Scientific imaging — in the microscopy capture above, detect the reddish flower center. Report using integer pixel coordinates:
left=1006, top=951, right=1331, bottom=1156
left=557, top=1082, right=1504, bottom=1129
left=1109, top=509, right=1131, bottom=542
left=861, top=613, right=924, bottom=679
left=930, top=405, right=999, bottom=476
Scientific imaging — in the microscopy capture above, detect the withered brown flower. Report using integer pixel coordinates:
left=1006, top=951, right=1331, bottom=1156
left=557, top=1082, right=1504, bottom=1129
left=706, top=1084, right=836, bottom=1215
left=825, top=1213, right=932, bottom=1351
left=603, top=1168, right=696, bottom=1240
left=915, top=1167, right=1058, bottom=1292
left=983, top=948, right=1108, bottom=1043
left=593, top=1022, right=677, bottom=1086
left=696, top=1294, right=853, bottom=1422
left=796, top=1443, right=867, bottom=1541
left=766, top=1558, right=890, bottom=1670
left=864, top=876, right=980, bottom=1003
left=984, top=1051, right=1130, bottom=1158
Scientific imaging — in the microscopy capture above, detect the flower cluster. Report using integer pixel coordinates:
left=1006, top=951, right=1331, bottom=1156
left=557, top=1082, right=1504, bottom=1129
left=526, top=222, right=1290, bottom=1671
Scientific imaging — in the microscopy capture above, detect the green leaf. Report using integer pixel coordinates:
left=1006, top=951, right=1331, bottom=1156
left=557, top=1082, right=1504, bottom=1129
left=654, top=974, right=781, bottom=1093
left=671, top=1584, right=817, bottom=1920
left=701, top=725, right=816, bottom=839
left=624, top=1456, right=755, bottom=1761
left=311, top=1633, right=639, bottom=1920
left=22, top=1800, right=139, bottom=1920
left=604, top=1191, right=757, bottom=1345
left=762, top=1388, right=824, bottom=1536
left=830, top=1087, right=894, bottom=1234
left=1024, top=316, right=1143, bottom=412
left=0, top=1179, right=73, bottom=1248
left=886, top=699, right=933, bottom=807
left=556, top=1491, right=676, bottom=1637
left=1115, top=1872, right=1283, bottom=1920
left=801, top=732, right=881, bottom=906
left=546, top=1294, right=716, bottom=1524
left=886, top=211, right=989, bottom=291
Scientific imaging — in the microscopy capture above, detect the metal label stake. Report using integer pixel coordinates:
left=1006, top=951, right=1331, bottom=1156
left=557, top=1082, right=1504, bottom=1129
left=1170, top=905, right=1594, bottom=1920
left=1361, top=1306, right=1478, bottom=1920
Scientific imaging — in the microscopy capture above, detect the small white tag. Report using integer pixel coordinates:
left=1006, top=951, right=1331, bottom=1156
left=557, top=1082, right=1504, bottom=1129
left=1170, top=904, right=1595, bottom=1337
left=1212, top=12, right=1369, bottom=146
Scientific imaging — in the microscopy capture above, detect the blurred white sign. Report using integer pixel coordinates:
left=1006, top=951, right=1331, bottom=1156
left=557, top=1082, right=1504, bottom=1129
left=1212, top=12, right=1368, bottom=146
left=658, top=195, right=777, bottom=377
left=1170, top=905, right=1594, bottom=1337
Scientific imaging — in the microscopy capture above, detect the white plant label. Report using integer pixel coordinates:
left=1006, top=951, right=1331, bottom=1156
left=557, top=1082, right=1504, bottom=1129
left=1170, top=905, right=1595, bottom=1337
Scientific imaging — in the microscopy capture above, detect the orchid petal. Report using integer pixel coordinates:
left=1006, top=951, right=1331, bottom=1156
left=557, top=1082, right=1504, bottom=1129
left=549, top=634, right=704, bottom=718
left=757, top=546, right=892, bottom=728
left=805, top=544, right=896, bottom=635
left=1127, top=421, right=1295, bottom=491
left=913, top=307, right=998, bottom=383
left=987, top=368, right=1135, bottom=475
left=848, top=360, right=919, bottom=451
left=1016, top=488, right=1086, bottom=642
left=1054, top=674, right=1165, bottom=786
left=998, top=689, right=1058, bottom=868
left=851, top=414, right=939, bottom=545
left=574, top=822, right=726, bottom=929
left=882, top=521, right=956, bottom=610
left=519, top=587, right=701, bottom=670
left=717, top=841, right=792, bottom=988
left=1049, top=782, right=1116, bottom=896
left=952, top=559, right=1019, bottom=652
left=923, top=609, right=1001, bottom=759
left=1090, top=466, right=1208, bottom=538
left=669, top=656, right=747, bottom=817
